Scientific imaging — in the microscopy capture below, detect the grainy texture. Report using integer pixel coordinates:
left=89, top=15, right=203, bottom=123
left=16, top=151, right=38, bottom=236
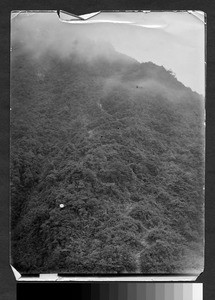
left=0, top=1, right=215, bottom=300
left=10, top=12, right=204, bottom=275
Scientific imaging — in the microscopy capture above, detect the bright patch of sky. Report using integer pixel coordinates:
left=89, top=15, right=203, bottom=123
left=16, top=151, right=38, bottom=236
left=12, top=11, right=205, bottom=95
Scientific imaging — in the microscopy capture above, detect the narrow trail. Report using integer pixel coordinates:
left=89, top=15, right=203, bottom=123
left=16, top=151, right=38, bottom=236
left=134, top=252, right=141, bottom=273
left=120, top=202, right=148, bottom=273
left=123, top=203, right=135, bottom=215
left=134, top=237, right=148, bottom=273
left=97, top=101, right=107, bottom=115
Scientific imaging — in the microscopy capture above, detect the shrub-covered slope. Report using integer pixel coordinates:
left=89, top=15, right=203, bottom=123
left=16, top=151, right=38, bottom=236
left=11, top=45, right=204, bottom=274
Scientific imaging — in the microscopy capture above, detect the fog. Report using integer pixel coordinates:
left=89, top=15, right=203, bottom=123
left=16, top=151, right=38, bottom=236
left=11, top=12, right=205, bottom=95
left=11, top=13, right=121, bottom=62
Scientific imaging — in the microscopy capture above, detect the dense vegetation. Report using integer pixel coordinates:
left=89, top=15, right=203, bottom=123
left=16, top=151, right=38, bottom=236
left=11, top=41, right=204, bottom=274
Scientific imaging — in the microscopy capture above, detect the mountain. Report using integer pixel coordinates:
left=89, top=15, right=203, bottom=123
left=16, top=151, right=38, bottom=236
left=10, top=41, right=204, bottom=274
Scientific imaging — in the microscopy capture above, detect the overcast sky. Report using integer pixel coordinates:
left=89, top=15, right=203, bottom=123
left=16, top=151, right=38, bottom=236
left=12, top=11, right=205, bottom=95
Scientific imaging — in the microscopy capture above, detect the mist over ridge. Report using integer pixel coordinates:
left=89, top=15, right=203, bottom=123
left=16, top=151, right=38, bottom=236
left=10, top=13, right=204, bottom=275
left=11, top=11, right=205, bottom=95
left=12, top=27, right=203, bottom=104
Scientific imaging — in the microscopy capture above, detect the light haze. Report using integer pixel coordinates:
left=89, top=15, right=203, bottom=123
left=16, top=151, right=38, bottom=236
left=11, top=11, right=205, bottom=95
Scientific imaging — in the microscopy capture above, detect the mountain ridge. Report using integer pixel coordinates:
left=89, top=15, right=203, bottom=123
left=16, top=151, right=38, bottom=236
left=11, top=42, right=204, bottom=274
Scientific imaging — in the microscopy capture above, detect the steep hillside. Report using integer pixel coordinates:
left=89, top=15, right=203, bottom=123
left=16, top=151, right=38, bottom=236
left=10, top=44, right=204, bottom=274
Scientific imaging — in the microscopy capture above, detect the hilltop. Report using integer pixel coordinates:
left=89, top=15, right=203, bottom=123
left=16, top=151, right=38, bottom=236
left=11, top=41, right=204, bottom=274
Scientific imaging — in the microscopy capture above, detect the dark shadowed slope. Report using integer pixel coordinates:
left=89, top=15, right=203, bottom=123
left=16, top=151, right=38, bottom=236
left=10, top=41, right=204, bottom=274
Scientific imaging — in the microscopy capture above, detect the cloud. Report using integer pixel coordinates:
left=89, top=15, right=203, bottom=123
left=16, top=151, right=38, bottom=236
left=11, top=11, right=205, bottom=94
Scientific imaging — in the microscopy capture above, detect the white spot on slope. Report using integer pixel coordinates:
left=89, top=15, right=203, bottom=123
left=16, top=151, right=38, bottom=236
left=88, top=130, right=94, bottom=138
left=98, top=102, right=102, bottom=109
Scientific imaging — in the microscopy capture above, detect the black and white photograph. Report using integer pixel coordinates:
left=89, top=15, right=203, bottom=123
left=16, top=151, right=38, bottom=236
left=10, top=11, right=205, bottom=276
